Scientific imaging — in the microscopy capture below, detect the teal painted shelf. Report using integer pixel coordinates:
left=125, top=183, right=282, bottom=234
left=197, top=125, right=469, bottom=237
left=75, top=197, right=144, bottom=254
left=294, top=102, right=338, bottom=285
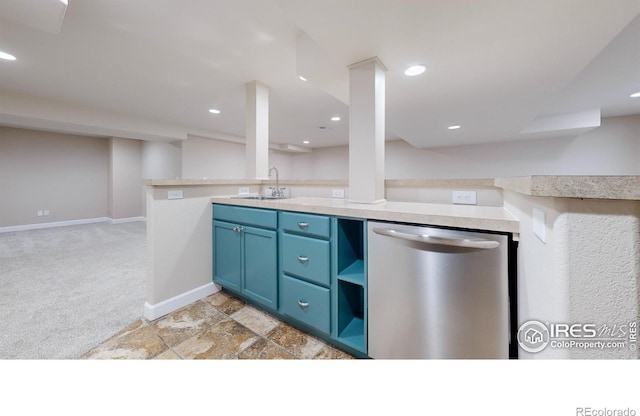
left=337, top=259, right=364, bottom=285
left=338, top=316, right=365, bottom=350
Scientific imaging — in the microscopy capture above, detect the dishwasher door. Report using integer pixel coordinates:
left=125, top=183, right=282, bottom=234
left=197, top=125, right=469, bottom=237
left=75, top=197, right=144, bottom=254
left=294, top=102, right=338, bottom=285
left=367, top=221, right=509, bottom=359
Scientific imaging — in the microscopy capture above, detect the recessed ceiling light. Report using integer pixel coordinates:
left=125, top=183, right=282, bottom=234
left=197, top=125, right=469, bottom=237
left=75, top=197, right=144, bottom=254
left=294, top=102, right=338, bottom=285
left=404, top=65, right=426, bottom=76
left=331, top=116, right=341, bottom=121
left=303, top=140, right=310, bottom=144
left=448, top=125, right=461, bottom=130
left=299, top=75, right=307, bottom=82
left=209, top=108, right=221, bottom=114
left=630, top=92, right=640, bottom=98
left=0, top=50, right=16, bottom=61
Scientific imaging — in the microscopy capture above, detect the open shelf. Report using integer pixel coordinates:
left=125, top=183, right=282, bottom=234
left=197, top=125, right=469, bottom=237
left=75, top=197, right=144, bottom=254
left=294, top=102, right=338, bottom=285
left=337, top=259, right=364, bottom=285
left=338, top=317, right=365, bottom=349
left=334, top=217, right=367, bottom=354
left=337, top=219, right=364, bottom=277
left=336, top=279, right=366, bottom=352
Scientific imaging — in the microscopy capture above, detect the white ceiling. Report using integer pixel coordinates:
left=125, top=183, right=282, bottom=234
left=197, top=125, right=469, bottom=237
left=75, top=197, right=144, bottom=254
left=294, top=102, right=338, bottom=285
left=1, top=0, right=639, bottom=149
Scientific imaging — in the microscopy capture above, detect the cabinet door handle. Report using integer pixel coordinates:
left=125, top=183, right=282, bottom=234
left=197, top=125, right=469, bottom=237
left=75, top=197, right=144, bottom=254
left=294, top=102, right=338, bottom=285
left=297, top=256, right=309, bottom=263
left=297, top=300, right=310, bottom=308
left=297, top=222, right=309, bottom=229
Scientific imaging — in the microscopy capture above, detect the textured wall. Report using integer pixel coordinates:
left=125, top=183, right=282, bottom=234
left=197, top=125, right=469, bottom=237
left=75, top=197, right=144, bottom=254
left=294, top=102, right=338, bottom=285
left=505, top=191, right=640, bottom=359
left=559, top=199, right=640, bottom=359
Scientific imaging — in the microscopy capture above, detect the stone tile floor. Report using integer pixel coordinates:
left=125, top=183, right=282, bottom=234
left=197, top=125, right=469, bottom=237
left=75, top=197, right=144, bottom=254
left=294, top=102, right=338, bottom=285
left=81, top=291, right=354, bottom=360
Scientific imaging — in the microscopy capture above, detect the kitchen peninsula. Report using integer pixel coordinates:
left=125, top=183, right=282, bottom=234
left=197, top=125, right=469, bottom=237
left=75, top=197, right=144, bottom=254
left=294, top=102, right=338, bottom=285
left=144, top=175, right=640, bottom=359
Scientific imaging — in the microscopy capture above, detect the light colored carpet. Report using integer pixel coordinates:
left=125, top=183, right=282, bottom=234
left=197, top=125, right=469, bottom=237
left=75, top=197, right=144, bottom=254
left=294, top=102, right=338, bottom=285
left=0, top=222, right=146, bottom=359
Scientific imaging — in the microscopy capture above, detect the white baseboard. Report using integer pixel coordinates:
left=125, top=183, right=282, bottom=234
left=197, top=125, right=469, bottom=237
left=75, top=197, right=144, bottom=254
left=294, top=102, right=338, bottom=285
left=143, top=282, right=220, bottom=321
left=110, top=216, right=146, bottom=224
left=0, top=216, right=146, bottom=233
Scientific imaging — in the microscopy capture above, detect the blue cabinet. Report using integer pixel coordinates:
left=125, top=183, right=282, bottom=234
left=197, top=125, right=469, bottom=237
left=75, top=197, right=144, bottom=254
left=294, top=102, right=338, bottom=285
left=279, top=211, right=333, bottom=336
left=212, top=204, right=368, bottom=356
left=213, top=206, right=277, bottom=311
left=212, top=220, right=242, bottom=290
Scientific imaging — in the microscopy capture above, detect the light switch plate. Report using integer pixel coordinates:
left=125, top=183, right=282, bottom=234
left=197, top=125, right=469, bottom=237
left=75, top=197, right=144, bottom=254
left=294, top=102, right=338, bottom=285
left=452, top=190, right=477, bottom=205
left=533, top=207, right=546, bottom=243
left=168, top=190, right=184, bottom=200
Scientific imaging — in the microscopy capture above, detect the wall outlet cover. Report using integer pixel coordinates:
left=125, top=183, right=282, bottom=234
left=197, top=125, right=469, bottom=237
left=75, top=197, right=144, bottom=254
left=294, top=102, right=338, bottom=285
left=168, top=190, right=184, bottom=200
left=452, top=190, right=477, bottom=205
left=332, top=189, right=345, bottom=198
left=37, top=210, right=43, bottom=217
left=238, top=187, right=250, bottom=195
left=44, top=210, right=50, bottom=216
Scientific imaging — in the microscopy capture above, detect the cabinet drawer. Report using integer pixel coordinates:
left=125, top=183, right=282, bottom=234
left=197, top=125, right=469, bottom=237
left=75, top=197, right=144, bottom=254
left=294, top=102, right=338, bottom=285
left=282, top=275, right=330, bottom=334
left=280, top=211, right=330, bottom=239
left=282, top=233, right=330, bottom=286
left=213, top=204, right=277, bottom=229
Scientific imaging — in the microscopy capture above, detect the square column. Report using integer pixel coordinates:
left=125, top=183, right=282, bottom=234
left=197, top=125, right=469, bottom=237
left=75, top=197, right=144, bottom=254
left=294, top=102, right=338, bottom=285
left=348, top=57, right=387, bottom=204
left=245, top=80, right=269, bottom=179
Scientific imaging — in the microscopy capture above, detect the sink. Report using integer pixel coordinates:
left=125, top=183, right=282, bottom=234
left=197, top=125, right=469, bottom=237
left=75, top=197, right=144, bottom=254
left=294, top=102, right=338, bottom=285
left=231, top=195, right=288, bottom=201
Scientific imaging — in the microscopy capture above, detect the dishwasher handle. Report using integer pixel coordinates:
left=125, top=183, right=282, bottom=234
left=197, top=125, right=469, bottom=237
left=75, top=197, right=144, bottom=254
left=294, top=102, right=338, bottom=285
left=371, top=227, right=500, bottom=250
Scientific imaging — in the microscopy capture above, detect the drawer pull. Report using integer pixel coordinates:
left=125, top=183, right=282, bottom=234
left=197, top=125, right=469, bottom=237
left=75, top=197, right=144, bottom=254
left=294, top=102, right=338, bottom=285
left=297, top=300, right=310, bottom=308
left=297, top=222, right=309, bottom=229
left=297, top=256, right=309, bottom=263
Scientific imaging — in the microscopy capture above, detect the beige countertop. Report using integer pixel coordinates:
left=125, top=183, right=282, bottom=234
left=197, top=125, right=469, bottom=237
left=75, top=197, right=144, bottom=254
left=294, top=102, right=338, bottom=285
left=495, top=175, right=640, bottom=200
left=145, top=179, right=347, bottom=187
left=211, top=196, right=520, bottom=234
left=150, top=176, right=640, bottom=201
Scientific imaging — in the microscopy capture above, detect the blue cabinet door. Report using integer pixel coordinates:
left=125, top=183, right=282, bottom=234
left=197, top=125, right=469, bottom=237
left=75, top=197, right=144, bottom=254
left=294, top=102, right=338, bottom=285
left=213, top=220, right=242, bottom=291
left=243, top=226, right=278, bottom=310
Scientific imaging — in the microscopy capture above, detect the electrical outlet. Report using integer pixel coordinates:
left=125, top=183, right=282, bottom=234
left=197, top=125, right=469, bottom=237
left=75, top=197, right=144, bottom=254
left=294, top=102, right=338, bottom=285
left=167, top=190, right=184, bottom=200
left=238, top=187, right=250, bottom=195
left=452, top=190, right=477, bottom=205
left=37, top=210, right=43, bottom=217
left=332, top=189, right=345, bottom=198
left=44, top=210, right=50, bottom=216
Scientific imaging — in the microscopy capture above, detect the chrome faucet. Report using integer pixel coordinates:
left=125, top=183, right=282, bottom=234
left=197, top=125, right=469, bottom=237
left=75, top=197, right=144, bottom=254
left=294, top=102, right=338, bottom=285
left=269, top=166, right=284, bottom=198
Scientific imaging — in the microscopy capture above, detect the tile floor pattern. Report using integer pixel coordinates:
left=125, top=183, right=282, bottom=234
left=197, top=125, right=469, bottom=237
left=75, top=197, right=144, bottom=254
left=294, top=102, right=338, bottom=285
left=82, top=292, right=354, bottom=360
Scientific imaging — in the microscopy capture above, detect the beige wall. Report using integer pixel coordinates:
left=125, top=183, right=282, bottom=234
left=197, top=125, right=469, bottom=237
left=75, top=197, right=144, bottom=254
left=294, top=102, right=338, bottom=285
left=173, top=114, right=640, bottom=184
left=109, top=137, right=143, bottom=220
left=181, top=136, right=294, bottom=180
left=0, top=127, right=109, bottom=227
left=291, top=145, right=349, bottom=180
left=287, top=114, right=640, bottom=180
left=142, top=141, right=181, bottom=180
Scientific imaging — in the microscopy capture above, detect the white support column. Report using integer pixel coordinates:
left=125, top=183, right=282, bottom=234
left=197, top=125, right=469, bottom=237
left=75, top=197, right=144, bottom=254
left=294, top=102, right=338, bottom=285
left=348, top=57, right=387, bottom=204
left=245, top=80, right=269, bottom=179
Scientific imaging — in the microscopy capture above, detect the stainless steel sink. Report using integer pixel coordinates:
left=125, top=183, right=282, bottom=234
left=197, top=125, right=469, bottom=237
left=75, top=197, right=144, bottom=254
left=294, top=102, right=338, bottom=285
left=231, top=195, right=288, bottom=200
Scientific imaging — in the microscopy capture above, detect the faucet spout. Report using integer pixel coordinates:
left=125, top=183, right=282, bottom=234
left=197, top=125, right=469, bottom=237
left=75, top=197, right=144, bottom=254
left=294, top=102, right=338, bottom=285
left=268, top=166, right=283, bottom=198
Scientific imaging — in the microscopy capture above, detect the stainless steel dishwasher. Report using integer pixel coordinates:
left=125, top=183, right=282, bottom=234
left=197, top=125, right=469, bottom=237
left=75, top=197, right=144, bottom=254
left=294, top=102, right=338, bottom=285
left=367, top=221, right=510, bottom=359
